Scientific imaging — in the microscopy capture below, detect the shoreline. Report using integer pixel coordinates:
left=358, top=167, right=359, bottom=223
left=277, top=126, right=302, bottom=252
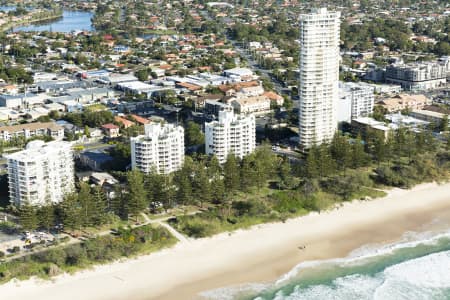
left=0, top=10, right=63, bottom=32
left=1, top=182, right=450, bottom=300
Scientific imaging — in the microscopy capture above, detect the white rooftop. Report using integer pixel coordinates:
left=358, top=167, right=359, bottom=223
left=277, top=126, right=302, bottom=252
left=412, top=109, right=446, bottom=118
left=224, top=67, right=254, bottom=76
left=117, top=81, right=153, bottom=91
left=386, top=113, right=429, bottom=126
left=6, top=141, right=72, bottom=162
left=353, top=117, right=384, bottom=126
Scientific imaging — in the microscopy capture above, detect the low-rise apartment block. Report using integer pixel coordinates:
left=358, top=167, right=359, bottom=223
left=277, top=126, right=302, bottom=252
left=351, top=117, right=392, bottom=140
left=0, top=122, right=64, bottom=142
left=379, top=94, right=432, bottom=112
left=230, top=95, right=271, bottom=114
left=410, top=109, right=450, bottom=127
left=385, top=62, right=447, bottom=91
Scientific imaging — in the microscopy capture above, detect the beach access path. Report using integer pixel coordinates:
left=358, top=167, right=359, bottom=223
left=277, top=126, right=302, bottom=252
left=1, top=210, right=195, bottom=262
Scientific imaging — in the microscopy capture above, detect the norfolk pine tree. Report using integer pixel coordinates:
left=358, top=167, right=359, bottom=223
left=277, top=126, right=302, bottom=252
left=19, top=203, right=38, bottom=231
left=223, top=153, right=240, bottom=193
left=127, top=170, right=147, bottom=221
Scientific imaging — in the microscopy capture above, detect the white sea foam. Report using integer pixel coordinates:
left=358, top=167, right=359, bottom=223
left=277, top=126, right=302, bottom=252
left=383, top=251, right=450, bottom=289
left=283, top=250, right=450, bottom=300
left=275, top=229, right=450, bottom=285
left=201, top=230, right=450, bottom=300
left=199, top=283, right=269, bottom=300
left=280, top=274, right=383, bottom=300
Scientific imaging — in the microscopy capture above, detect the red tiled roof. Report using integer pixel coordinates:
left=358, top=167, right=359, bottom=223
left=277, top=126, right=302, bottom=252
left=177, top=82, right=202, bottom=91
left=114, top=116, right=135, bottom=128
left=130, top=114, right=150, bottom=125
left=264, top=91, right=282, bottom=101
left=219, top=81, right=259, bottom=92
left=159, top=64, right=173, bottom=70
left=102, top=123, right=119, bottom=130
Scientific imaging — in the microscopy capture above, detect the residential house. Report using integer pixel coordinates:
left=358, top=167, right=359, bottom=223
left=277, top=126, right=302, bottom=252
left=101, top=123, right=120, bottom=138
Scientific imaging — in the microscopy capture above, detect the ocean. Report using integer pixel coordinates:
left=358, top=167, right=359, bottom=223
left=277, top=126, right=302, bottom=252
left=202, top=230, right=450, bottom=300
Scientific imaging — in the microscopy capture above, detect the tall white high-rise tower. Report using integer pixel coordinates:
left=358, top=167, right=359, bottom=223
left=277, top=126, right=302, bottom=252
left=298, top=8, right=341, bottom=149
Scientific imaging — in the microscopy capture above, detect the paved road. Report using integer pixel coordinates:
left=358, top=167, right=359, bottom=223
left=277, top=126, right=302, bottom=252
left=205, top=8, right=291, bottom=96
left=273, top=148, right=302, bottom=161
left=230, top=39, right=288, bottom=95
left=79, top=141, right=115, bottom=151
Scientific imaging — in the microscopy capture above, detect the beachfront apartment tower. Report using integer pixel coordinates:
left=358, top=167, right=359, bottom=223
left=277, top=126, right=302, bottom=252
left=298, top=8, right=341, bottom=149
left=6, top=140, right=75, bottom=207
left=131, top=123, right=185, bottom=174
left=205, top=108, right=256, bottom=164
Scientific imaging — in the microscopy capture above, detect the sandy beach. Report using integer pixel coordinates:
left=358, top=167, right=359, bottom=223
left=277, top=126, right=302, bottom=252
left=2, top=182, right=450, bottom=300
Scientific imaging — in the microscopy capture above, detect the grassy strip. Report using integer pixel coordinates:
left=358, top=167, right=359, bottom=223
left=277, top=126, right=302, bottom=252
left=0, top=224, right=176, bottom=283
left=141, top=29, right=177, bottom=35
left=84, top=104, right=108, bottom=112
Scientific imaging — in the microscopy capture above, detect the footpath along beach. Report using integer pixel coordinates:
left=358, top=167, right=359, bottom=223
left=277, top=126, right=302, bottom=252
left=1, top=182, right=450, bottom=300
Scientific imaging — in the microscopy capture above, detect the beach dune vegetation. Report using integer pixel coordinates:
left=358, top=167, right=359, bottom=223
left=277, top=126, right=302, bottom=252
left=0, top=225, right=175, bottom=283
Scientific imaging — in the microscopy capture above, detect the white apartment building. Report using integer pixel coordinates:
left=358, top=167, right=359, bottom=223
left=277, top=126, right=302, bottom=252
left=385, top=62, right=447, bottom=91
left=131, top=123, right=184, bottom=174
left=298, top=8, right=341, bottom=149
left=438, top=56, right=450, bottom=77
left=205, top=109, right=256, bottom=164
left=337, top=82, right=374, bottom=123
left=6, top=140, right=75, bottom=206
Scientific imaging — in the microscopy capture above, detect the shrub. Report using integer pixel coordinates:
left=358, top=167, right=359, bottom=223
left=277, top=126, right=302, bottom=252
left=0, top=222, right=19, bottom=235
left=232, top=201, right=253, bottom=216
left=375, top=165, right=409, bottom=187
left=272, top=191, right=305, bottom=214
left=322, top=173, right=372, bottom=201
left=59, top=236, right=70, bottom=243
left=64, top=244, right=87, bottom=266
left=46, top=264, right=60, bottom=276
left=181, top=219, right=214, bottom=238
left=300, top=196, right=320, bottom=211
left=34, top=248, right=67, bottom=266
left=0, top=225, right=175, bottom=284
left=0, top=270, right=11, bottom=279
